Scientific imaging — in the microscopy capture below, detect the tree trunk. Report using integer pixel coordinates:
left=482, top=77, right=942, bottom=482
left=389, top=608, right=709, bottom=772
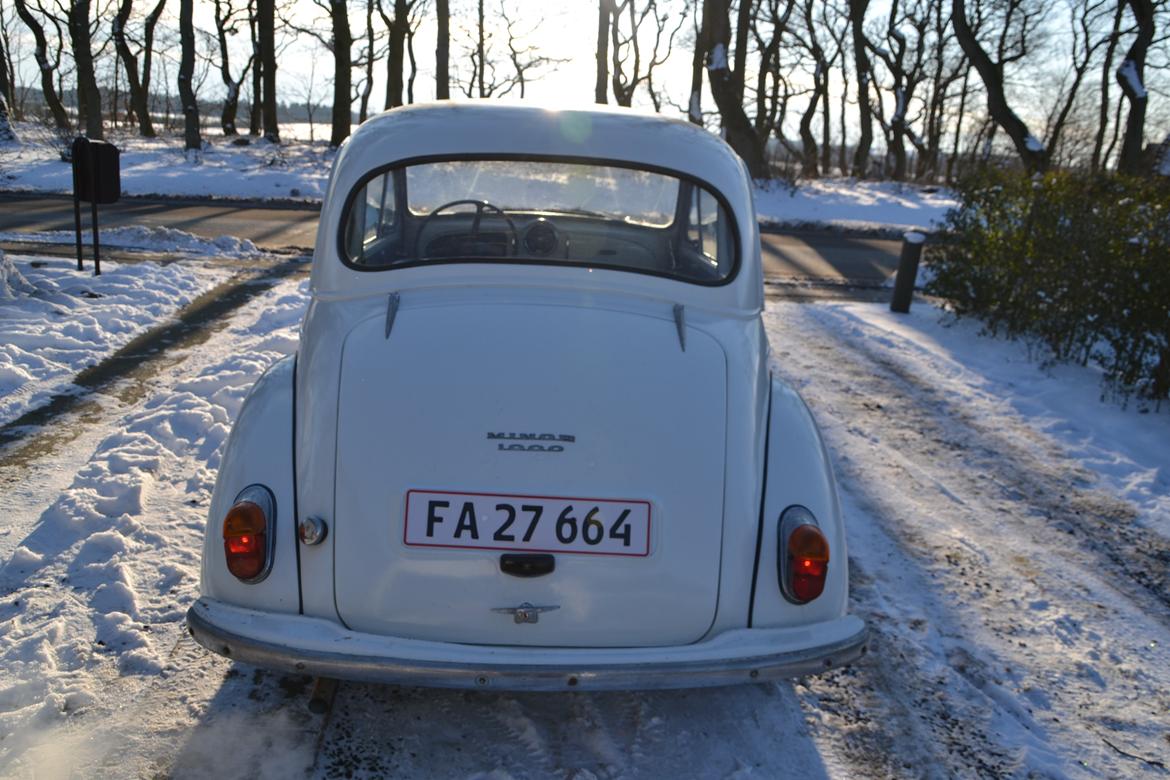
left=406, top=15, right=417, bottom=103
left=68, top=0, right=103, bottom=138
left=946, top=66, right=969, bottom=182
left=249, top=5, right=262, bottom=135
left=799, top=88, right=820, bottom=177
left=360, top=0, right=375, bottom=121
left=1116, top=0, right=1154, bottom=175
left=951, top=0, right=1046, bottom=173
left=595, top=0, right=610, bottom=103
left=178, top=0, right=200, bottom=152
left=1091, top=2, right=1124, bottom=171
left=687, top=3, right=704, bottom=124
left=330, top=0, right=352, bottom=145
left=258, top=0, right=279, bottom=141
left=113, top=0, right=157, bottom=136
left=384, top=0, right=407, bottom=108
left=435, top=0, right=449, bottom=99
left=848, top=0, right=873, bottom=177
left=0, top=93, right=15, bottom=142
left=14, top=0, right=70, bottom=132
left=732, top=0, right=751, bottom=105
left=820, top=70, right=831, bottom=174
left=213, top=0, right=245, bottom=136
left=476, top=0, right=486, bottom=97
left=0, top=27, right=12, bottom=110
left=702, top=0, right=767, bottom=177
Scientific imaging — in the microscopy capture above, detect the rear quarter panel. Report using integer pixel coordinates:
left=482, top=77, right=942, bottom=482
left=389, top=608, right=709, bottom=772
left=199, top=355, right=300, bottom=613
left=750, top=377, right=849, bottom=627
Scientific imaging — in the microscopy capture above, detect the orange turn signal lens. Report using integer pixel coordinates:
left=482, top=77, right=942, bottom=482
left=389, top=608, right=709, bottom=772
left=786, top=524, right=829, bottom=603
left=223, top=499, right=269, bottom=581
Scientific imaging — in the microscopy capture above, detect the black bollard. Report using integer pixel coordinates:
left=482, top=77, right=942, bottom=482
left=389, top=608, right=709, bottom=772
left=889, top=231, right=926, bottom=314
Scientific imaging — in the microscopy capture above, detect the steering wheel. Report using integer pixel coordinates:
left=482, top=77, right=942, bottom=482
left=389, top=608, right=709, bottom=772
left=414, top=199, right=519, bottom=258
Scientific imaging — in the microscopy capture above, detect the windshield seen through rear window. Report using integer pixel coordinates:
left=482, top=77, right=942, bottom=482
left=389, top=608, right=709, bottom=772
left=341, top=159, right=736, bottom=285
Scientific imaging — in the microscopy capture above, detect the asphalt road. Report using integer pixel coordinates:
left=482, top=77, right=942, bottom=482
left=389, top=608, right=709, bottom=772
left=0, top=194, right=904, bottom=285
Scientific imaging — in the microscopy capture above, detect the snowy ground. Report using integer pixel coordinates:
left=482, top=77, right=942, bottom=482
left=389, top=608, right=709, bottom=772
left=1, top=264, right=1167, bottom=776
left=0, top=123, right=333, bottom=202
left=0, top=247, right=233, bottom=428
left=0, top=123, right=954, bottom=231
left=754, top=179, right=956, bottom=234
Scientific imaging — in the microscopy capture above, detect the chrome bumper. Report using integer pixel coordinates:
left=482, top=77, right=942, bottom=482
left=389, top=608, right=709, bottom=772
left=187, top=599, right=868, bottom=691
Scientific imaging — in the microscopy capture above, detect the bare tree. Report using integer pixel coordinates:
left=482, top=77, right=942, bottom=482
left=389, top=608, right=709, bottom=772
left=378, top=0, right=411, bottom=108
left=1116, top=0, right=1155, bottom=173
left=1091, top=0, right=1126, bottom=169
left=457, top=0, right=562, bottom=98
left=435, top=0, right=449, bottom=98
left=951, top=0, right=1048, bottom=172
left=848, top=0, right=875, bottom=176
left=750, top=0, right=797, bottom=157
left=112, top=0, right=165, bottom=137
left=1042, top=0, right=1116, bottom=164
left=178, top=0, right=201, bottom=153
left=60, top=0, right=103, bottom=137
left=596, top=0, right=611, bottom=102
left=257, top=0, right=279, bottom=141
left=248, top=1, right=262, bottom=134
left=608, top=0, right=686, bottom=108
left=0, top=5, right=17, bottom=115
left=211, top=0, right=253, bottom=136
left=868, top=0, right=930, bottom=180
left=356, top=0, right=381, bottom=121
left=12, top=0, right=70, bottom=132
left=0, top=92, right=15, bottom=142
left=700, top=0, right=767, bottom=176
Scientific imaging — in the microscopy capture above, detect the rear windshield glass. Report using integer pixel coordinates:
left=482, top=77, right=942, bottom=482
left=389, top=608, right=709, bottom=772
left=341, top=159, right=735, bottom=284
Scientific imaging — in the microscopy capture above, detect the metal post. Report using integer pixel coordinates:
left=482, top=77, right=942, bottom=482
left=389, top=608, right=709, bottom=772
left=90, top=197, right=101, bottom=276
left=889, top=231, right=926, bottom=314
left=74, top=193, right=84, bottom=272
left=89, top=151, right=101, bottom=276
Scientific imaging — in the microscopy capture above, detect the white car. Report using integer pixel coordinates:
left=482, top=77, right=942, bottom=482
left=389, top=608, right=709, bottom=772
left=187, top=102, right=867, bottom=690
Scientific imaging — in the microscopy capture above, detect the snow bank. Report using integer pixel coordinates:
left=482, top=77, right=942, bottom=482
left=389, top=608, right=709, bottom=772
left=780, top=301, right=1170, bottom=538
left=0, top=226, right=261, bottom=258
left=0, top=253, right=233, bottom=427
left=0, top=123, right=332, bottom=202
left=754, top=178, right=957, bottom=233
left=0, top=278, right=307, bottom=766
left=0, top=249, right=35, bottom=300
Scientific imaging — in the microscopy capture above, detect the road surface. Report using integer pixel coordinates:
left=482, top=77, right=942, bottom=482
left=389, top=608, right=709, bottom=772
left=0, top=194, right=904, bottom=285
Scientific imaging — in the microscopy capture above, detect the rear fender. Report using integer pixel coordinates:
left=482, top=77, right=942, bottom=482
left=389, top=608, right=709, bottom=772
left=198, top=355, right=300, bottom=613
left=750, top=376, right=848, bottom=627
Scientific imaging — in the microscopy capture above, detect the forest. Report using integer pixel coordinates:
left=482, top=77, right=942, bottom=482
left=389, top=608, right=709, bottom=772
left=0, top=0, right=1167, bottom=181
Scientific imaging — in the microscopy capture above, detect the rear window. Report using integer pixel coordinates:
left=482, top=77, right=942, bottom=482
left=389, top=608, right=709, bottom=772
left=340, top=159, right=736, bottom=284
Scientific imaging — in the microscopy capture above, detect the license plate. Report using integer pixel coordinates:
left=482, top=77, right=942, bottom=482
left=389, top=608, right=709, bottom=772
left=404, top=490, right=651, bottom=557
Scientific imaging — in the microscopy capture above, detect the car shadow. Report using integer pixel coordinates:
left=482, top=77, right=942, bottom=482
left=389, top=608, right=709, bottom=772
left=165, top=659, right=834, bottom=779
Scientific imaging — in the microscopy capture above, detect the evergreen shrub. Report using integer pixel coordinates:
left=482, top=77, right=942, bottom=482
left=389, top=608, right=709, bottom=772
left=927, top=169, right=1170, bottom=402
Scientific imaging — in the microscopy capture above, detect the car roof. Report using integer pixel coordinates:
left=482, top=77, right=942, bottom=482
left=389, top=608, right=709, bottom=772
left=311, top=102, right=762, bottom=313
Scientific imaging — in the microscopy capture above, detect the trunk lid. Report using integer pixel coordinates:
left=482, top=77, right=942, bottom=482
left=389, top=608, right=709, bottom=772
left=332, top=298, right=727, bottom=647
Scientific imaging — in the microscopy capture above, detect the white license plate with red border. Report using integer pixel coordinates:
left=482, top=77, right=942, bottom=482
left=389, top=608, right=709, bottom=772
left=404, top=490, right=651, bottom=557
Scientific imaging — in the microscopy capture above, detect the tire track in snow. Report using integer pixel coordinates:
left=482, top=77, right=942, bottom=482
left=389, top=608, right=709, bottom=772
left=767, top=302, right=1170, bottom=778
left=0, top=275, right=310, bottom=777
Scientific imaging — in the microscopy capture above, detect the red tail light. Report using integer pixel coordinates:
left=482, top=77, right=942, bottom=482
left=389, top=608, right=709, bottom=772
left=222, top=485, right=275, bottom=582
left=778, top=506, right=830, bottom=604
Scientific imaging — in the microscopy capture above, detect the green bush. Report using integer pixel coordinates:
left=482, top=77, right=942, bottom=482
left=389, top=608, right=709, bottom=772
left=927, top=169, right=1170, bottom=402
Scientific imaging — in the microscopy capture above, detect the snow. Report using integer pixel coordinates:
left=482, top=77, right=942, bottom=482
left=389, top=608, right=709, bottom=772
left=707, top=43, right=728, bottom=72
left=0, top=248, right=232, bottom=428
left=754, top=178, right=957, bottom=233
left=0, top=226, right=261, bottom=258
left=0, top=123, right=332, bottom=201
left=1, top=273, right=1167, bottom=774
left=2, top=123, right=958, bottom=239
left=1117, top=59, right=1147, bottom=100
